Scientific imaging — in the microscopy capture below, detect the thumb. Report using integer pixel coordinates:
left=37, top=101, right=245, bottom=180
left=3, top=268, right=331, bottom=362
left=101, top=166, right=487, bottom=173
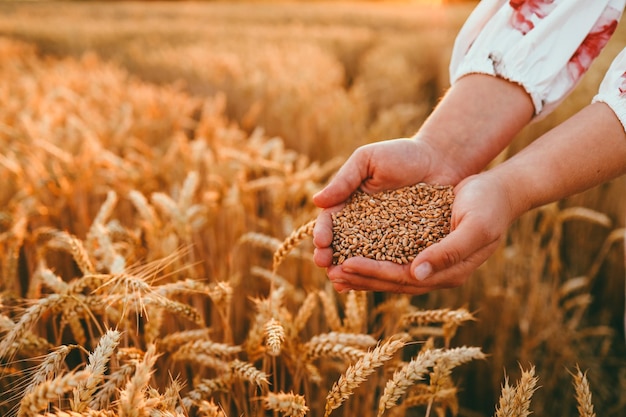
left=313, top=149, right=370, bottom=209
left=409, top=221, right=498, bottom=281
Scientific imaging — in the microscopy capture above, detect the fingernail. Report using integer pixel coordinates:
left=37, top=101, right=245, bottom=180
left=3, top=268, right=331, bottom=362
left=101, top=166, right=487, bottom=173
left=414, top=262, right=433, bottom=281
left=342, top=266, right=354, bottom=274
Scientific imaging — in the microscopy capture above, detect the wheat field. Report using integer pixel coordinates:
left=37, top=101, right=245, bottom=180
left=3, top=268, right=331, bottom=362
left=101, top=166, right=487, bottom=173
left=0, top=2, right=625, bottom=417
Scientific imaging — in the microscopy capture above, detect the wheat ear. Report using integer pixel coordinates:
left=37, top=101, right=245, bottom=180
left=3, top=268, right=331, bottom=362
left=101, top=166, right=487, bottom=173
left=324, top=336, right=406, bottom=417
left=272, top=219, right=316, bottom=272
left=512, top=365, right=538, bottom=417
left=572, top=365, right=596, bottom=417
left=263, top=391, right=310, bottom=417
left=377, top=346, right=485, bottom=416
left=18, top=370, right=90, bottom=417
left=72, top=329, right=121, bottom=412
left=118, top=344, right=159, bottom=417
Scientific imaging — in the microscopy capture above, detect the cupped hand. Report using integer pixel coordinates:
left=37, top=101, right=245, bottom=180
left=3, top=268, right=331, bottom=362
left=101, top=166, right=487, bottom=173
left=316, top=172, right=519, bottom=294
left=312, top=137, right=462, bottom=272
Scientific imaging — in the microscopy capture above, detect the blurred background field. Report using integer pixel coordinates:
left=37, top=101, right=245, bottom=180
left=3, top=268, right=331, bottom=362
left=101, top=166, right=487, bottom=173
left=0, top=1, right=625, bottom=416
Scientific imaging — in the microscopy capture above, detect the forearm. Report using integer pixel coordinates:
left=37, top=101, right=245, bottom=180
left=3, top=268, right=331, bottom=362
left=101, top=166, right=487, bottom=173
left=488, top=102, right=626, bottom=218
left=415, top=74, right=535, bottom=182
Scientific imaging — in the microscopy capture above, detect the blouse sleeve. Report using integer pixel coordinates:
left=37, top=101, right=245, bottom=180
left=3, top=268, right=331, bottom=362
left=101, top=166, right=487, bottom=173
left=450, top=0, right=625, bottom=119
left=592, top=47, right=626, bottom=132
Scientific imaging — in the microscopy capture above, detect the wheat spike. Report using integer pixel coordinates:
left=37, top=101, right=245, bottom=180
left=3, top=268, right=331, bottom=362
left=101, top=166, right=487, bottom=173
left=0, top=294, right=65, bottom=359
left=572, top=365, right=596, bottom=417
left=159, top=329, right=213, bottom=351
left=18, top=370, right=90, bottom=417
left=89, top=362, right=136, bottom=410
left=72, top=329, right=121, bottom=412
left=305, top=340, right=366, bottom=362
left=377, top=346, right=484, bottom=416
left=175, top=339, right=241, bottom=357
left=265, top=317, right=285, bottom=357
left=512, top=365, right=538, bottom=417
left=272, top=219, right=315, bottom=272
left=195, top=399, right=227, bottom=417
left=494, top=375, right=516, bottom=417
left=118, top=344, right=159, bottom=417
left=24, top=345, right=75, bottom=396
left=343, top=290, right=367, bottom=333
left=293, top=291, right=318, bottom=334
left=229, top=359, right=269, bottom=388
left=324, top=336, right=406, bottom=417
left=263, top=391, right=310, bottom=417
left=317, top=290, right=343, bottom=332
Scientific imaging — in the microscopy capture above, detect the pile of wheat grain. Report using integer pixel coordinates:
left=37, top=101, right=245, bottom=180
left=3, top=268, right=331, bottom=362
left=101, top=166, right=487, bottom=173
left=331, top=183, right=453, bottom=265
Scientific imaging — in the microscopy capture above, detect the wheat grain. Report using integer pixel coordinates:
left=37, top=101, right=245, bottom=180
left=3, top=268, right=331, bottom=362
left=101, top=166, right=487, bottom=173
left=331, top=183, right=453, bottom=265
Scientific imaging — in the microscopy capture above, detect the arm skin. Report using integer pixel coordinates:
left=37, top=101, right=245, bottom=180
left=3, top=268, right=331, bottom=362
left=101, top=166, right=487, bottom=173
left=313, top=73, right=535, bottom=293
left=322, top=100, right=626, bottom=294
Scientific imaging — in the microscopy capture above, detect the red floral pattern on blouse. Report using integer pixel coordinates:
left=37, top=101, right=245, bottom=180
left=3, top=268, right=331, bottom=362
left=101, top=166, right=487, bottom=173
left=509, top=0, right=556, bottom=35
left=567, top=7, right=621, bottom=82
left=619, top=71, right=626, bottom=95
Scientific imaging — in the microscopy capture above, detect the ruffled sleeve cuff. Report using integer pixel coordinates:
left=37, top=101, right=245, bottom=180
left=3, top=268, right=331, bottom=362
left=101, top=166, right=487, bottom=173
left=592, top=47, right=626, bottom=133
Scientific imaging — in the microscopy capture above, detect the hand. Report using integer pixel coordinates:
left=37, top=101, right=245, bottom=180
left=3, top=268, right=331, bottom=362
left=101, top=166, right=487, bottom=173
left=315, top=172, right=518, bottom=294
left=312, top=137, right=463, bottom=272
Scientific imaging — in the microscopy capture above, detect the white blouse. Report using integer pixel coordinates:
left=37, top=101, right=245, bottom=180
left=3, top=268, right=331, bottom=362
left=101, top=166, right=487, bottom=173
left=449, top=0, right=626, bottom=130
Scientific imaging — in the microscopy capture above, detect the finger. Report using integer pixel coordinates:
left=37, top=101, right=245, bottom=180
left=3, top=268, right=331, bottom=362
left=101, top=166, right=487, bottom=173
left=411, top=239, right=501, bottom=287
left=411, top=221, right=500, bottom=281
left=313, top=247, right=334, bottom=268
left=312, top=148, right=370, bottom=208
left=327, top=265, right=432, bottom=295
left=312, top=205, right=343, bottom=248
